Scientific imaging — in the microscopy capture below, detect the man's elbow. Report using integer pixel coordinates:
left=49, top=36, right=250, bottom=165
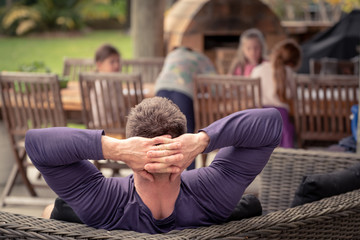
left=265, top=108, right=283, bottom=147
left=25, top=129, right=40, bottom=162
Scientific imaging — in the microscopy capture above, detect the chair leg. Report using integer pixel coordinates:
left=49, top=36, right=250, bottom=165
left=201, top=154, right=208, bottom=167
left=14, top=150, right=37, bottom=197
left=0, top=164, right=18, bottom=207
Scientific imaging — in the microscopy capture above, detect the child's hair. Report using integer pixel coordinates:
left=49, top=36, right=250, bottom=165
left=95, top=44, right=120, bottom=63
left=228, top=28, right=267, bottom=74
left=271, top=39, right=301, bottom=103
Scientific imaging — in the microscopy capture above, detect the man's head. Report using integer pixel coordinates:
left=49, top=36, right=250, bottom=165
left=126, top=97, right=187, bottom=139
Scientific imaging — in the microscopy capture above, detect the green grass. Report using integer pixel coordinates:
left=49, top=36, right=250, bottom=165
left=0, top=30, right=133, bottom=74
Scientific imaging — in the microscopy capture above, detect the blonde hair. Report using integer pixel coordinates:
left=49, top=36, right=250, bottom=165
left=228, top=28, right=267, bottom=74
left=271, top=39, right=301, bottom=103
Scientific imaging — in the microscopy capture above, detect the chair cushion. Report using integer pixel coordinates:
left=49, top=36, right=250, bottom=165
left=291, top=162, right=360, bottom=207
left=226, top=194, right=262, bottom=221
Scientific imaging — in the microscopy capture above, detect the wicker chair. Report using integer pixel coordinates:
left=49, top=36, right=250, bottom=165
left=1, top=148, right=360, bottom=239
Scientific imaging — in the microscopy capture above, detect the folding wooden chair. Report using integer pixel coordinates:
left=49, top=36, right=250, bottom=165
left=0, top=72, right=66, bottom=206
left=62, top=58, right=96, bottom=82
left=121, top=58, right=164, bottom=83
left=193, top=74, right=262, bottom=166
left=293, top=74, right=358, bottom=148
left=79, top=72, right=144, bottom=175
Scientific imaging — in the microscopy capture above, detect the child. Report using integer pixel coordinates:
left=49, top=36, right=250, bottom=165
left=251, top=39, right=302, bottom=148
left=95, top=44, right=121, bottom=72
left=155, top=46, right=217, bottom=169
left=228, top=28, right=267, bottom=76
left=91, top=44, right=121, bottom=129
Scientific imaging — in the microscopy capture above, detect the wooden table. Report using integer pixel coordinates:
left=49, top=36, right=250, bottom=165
left=61, top=81, right=155, bottom=123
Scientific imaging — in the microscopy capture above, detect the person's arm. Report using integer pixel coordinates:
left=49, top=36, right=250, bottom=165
left=25, top=127, right=182, bottom=227
left=174, top=108, right=282, bottom=222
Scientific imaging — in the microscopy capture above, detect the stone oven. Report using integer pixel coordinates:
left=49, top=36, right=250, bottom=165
left=164, top=0, right=287, bottom=73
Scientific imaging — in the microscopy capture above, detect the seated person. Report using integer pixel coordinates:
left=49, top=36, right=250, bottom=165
left=25, top=97, right=282, bottom=234
left=91, top=44, right=121, bottom=127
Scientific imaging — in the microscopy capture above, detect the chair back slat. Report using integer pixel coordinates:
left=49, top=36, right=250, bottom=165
left=293, top=74, right=358, bottom=147
left=194, top=75, right=262, bottom=131
left=62, top=58, right=96, bottom=82
left=79, top=72, right=143, bottom=136
left=121, top=58, right=164, bottom=84
left=0, top=72, right=66, bottom=137
left=310, top=58, right=358, bottom=75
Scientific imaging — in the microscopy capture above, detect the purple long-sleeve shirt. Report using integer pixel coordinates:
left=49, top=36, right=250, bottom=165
left=25, top=108, right=282, bottom=234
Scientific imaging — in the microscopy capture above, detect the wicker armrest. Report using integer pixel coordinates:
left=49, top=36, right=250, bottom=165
left=260, top=148, right=360, bottom=212
left=1, top=189, right=360, bottom=239
left=2, top=148, right=360, bottom=239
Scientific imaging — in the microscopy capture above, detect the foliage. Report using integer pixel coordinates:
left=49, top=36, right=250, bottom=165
left=0, top=0, right=128, bottom=35
left=17, top=60, right=69, bottom=88
left=324, top=0, right=360, bottom=12
left=1, top=0, right=85, bottom=36
left=18, top=61, right=51, bottom=73
left=81, top=0, right=127, bottom=24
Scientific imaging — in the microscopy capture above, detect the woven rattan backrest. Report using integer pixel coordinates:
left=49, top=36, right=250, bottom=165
left=121, top=58, right=164, bottom=83
left=0, top=72, right=66, bottom=137
left=62, top=58, right=96, bottom=82
left=194, top=74, right=262, bottom=131
left=293, top=74, right=358, bottom=147
left=261, top=148, right=360, bottom=213
left=79, top=72, right=143, bottom=136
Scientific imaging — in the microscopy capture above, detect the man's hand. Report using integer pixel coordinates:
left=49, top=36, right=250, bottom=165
left=102, top=135, right=183, bottom=182
left=145, top=131, right=210, bottom=181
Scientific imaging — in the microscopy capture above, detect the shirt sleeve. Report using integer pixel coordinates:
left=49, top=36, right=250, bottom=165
left=182, top=108, right=282, bottom=222
left=25, top=127, right=128, bottom=228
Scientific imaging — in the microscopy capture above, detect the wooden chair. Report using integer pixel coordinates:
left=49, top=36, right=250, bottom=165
left=293, top=74, right=358, bottom=148
left=62, top=57, right=164, bottom=84
left=121, top=57, right=164, bottom=83
left=214, top=48, right=237, bottom=74
left=310, top=58, right=358, bottom=75
left=0, top=72, right=66, bottom=206
left=79, top=72, right=144, bottom=175
left=194, top=74, right=262, bottom=166
left=62, top=58, right=96, bottom=82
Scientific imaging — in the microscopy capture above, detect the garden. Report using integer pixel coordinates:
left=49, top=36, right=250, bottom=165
left=0, top=0, right=132, bottom=74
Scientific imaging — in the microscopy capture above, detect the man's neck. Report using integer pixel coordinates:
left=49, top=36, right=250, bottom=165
left=134, top=173, right=181, bottom=220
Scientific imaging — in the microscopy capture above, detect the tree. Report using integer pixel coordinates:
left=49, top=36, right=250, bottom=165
left=131, top=0, right=165, bottom=58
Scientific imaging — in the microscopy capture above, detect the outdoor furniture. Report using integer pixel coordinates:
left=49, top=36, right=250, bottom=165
left=214, top=47, right=237, bottom=74
left=310, top=57, right=359, bottom=75
left=79, top=72, right=143, bottom=175
left=1, top=148, right=360, bottom=239
left=0, top=72, right=66, bottom=206
left=121, top=57, right=164, bottom=83
left=62, top=57, right=164, bottom=84
left=62, top=58, right=96, bottom=82
left=293, top=74, right=358, bottom=148
left=194, top=74, right=262, bottom=166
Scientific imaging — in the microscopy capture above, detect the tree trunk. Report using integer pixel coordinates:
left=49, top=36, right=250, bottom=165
left=131, top=0, right=165, bottom=58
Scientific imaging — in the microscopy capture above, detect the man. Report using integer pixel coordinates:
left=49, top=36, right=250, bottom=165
left=25, top=97, right=282, bottom=234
